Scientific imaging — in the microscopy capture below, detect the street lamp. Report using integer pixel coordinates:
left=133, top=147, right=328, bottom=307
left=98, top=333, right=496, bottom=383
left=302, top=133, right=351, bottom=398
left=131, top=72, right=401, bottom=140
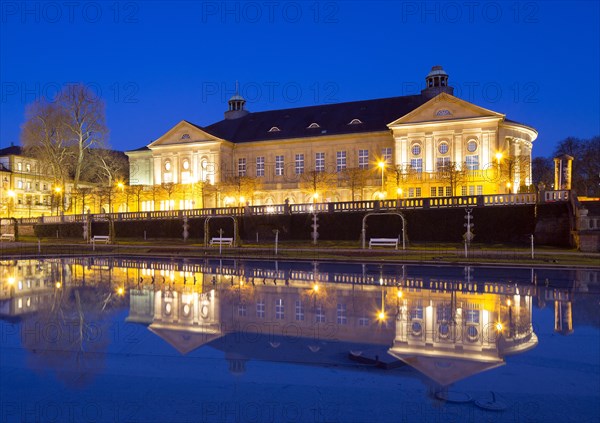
left=378, top=161, right=385, bottom=193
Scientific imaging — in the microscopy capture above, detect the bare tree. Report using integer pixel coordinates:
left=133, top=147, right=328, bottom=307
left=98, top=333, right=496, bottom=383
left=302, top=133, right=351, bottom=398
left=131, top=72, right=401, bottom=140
left=340, top=167, right=370, bottom=200
left=85, top=149, right=129, bottom=187
left=436, top=161, right=468, bottom=196
left=129, top=185, right=145, bottom=212
left=531, top=157, right=554, bottom=191
left=21, top=99, right=73, bottom=189
left=299, top=170, right=336, bottom=202
left=58, top=84, right=108, bottom=189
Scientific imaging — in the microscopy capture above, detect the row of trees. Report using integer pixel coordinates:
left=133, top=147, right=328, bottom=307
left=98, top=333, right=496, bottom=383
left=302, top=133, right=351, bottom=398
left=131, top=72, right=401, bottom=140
left=532, top=136, right=600, bottom=196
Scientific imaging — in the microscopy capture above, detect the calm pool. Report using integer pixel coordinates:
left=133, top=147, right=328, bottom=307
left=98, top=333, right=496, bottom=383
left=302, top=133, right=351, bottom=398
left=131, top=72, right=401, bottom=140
left=1, top=257, right=599, bottom=422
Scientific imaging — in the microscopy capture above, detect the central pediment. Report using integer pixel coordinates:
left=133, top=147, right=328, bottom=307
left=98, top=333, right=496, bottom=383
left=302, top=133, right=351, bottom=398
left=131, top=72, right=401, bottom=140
left=387, top=92, right=505, bottom=128
left=148, top=120, right=226, bottom=149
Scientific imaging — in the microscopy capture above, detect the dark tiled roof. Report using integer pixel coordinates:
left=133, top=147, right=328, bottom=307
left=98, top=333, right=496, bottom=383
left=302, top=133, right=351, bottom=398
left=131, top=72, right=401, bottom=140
left=203, top=95, right=428, bottom=143
left=0, top=145, right=23, bottom=156
left=128, top=145, right=150, bottom=152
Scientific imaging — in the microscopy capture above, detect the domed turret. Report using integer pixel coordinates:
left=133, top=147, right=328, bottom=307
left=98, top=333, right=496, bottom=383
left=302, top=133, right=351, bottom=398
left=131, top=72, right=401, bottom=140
left=224, top=82, right=249, bottom=120
left=421, top=65, right=454, bottom=98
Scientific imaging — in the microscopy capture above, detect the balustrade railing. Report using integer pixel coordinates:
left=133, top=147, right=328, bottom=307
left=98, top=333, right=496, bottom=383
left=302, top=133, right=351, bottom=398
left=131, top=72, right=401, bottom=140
left=7, top=191, right=573, bottom=225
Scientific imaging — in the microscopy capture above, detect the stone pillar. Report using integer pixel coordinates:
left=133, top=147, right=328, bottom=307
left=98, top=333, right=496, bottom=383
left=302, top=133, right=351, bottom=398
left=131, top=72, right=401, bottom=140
left=554, top=154, right=574, bottom=190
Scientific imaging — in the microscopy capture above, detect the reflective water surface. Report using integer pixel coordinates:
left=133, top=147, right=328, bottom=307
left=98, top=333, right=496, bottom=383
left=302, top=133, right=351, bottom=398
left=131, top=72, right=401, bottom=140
left=1, top=257, right=599, bottom=423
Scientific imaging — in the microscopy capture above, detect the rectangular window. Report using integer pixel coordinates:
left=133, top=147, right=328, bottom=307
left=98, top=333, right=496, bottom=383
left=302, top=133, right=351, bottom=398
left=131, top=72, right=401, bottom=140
left=26, top=163, right=31, bottom=172
left=316, top=305, right=325, bottom=323
left=465, top=155, right=479, bottom=170
left=358, top=317, right=370, bottom=327
left=337, top=303, right=347, bottom=325
left=461, top=186, right=467, bottom=196
left=336, top=151, right=346, bottom=172
left=430, top=187, right=437, bottom=197
left=438, top=187, right=444, bottom=197
left=410, top=158, right=422, bottom=173
left=315, top=152, right=325, bottom=172
left=43, top=184, right=48, bottom=191
left=411, top=306, right=424, bottom=320
left=445, top=186, right=452, bottom=197
left=295, top=300, right=304, bottom=321
left=295, top=154, right=304, bottom=175
left=436, top=156, right=450, bottom=171
left=238, top=158, right=247, bottom=176
left=408, top=188, right=415, bottom=198
left=469, top=185, right=475, bottom=195
left=17, top=163, right=22, bottom=171
left=382, top=147, right=392, bottom=163
left=477, top=185, right=483, bottom=195
left=275, top=155, right=284, bottom=176
left=466, top=309, right=479, bottom=323
left=275, top=298, right=284, bottom=320
left=238, top=304, right=247, bottom=317
left=26, top=182, right=31, bottom=190
left=17, top=180, right=23, bottom=189
left=256, top=299, right=265, bottom=318
left=415, top=187, right=422, bottom=197
left=256, top=156, right=265, bottom=177
left=358, top=149, right=369, bottom=169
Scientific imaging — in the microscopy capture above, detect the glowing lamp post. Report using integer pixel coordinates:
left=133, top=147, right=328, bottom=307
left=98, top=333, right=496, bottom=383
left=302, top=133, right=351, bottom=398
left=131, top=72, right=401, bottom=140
left=54, top=186, right=62, bottom=216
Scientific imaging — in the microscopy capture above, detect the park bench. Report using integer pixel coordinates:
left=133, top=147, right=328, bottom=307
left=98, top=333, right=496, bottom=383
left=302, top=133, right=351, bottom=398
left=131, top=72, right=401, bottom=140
left=0, top=233, right=15, bottom=242
left=210, top=237, right=233, bottom=246
left=369, top=238, right=398, bottom=249
left=91, top=235, right=110, bottom=244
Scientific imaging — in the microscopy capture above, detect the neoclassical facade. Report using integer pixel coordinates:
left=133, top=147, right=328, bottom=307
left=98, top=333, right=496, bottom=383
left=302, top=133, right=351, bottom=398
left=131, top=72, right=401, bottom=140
left=126, top=66, right=537, bottom=210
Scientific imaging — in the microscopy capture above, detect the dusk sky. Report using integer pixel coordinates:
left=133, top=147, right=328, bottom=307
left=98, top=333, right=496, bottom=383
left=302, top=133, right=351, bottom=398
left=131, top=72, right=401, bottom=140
left=1, top=1, right=598, bottom=158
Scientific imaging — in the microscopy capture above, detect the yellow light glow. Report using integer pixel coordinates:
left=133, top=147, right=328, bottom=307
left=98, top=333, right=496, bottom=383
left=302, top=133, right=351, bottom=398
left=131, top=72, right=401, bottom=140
left=313, top=284, right=319, bottom=292
left=495, top=152, right=503, bottom=162
left=7, top=190, right=15, bottom=198
left=396, top=188, right=403, bottom=195
left=496, top=322, right=503, bottom=332
left=506, top=299, right=512, bottom=306
left=55, top=282, right=61, bottom=289
left=377, top=191, right=385, bottom=200
left=54, top=186, right=61, bottom=193
left=313, top=192, right=319, bottom=199
left=239, top=196, right=245, bottom=204
left=378, top=161, right=385, bottom=169
left=7, top=277, right=15, bottom=285
left=377, top=311, right=385, bottom=320
left=397, top=290, right=403, bottom=298
left=117, top=182, right=124, bottom=190
left=506, top=182, right=511, bottom=188
left=117, top=287, right=125, bottom=295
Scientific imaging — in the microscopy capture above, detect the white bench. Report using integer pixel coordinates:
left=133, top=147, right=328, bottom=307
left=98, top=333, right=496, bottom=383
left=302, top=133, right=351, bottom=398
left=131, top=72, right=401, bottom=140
left=369, top=238, right=398, bottom=249
left=210, top=237, right=233, bottom=246
left=0, top=233, right=15, bottom=242
left=91, top=235, right=110, bottom=244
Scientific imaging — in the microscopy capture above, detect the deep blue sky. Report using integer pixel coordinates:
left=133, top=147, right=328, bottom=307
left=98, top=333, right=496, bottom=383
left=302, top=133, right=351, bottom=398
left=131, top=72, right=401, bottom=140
left=1, top=1, right=598, bottom=158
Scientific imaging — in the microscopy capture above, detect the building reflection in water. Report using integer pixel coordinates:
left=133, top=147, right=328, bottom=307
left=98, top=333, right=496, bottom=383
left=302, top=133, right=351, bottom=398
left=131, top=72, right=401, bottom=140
left=1, top=258, right=597, bottom=388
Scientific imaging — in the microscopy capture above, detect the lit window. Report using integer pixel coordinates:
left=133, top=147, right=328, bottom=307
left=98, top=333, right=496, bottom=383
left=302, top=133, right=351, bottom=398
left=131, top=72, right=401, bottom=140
left=17, top=180, right=23, bottom=189
left=315, top=152, right=325, bottom=172
left=295, top=300, right=304, bottom=321
left=182, top=159, right=190, bottom=170
left=336, top=151, right=346, bottom=172
left=445, top=186, right=452, bottom=197
left=337, top=303, right=347, bottom=325
left=307, top=123, right=320, bottom=129
left=438, top=142, right=449, bottom=154
left=275, top=155, right=284, bottom=176
left=275, top=298, right=284, bottom=319
left=465, top=155, right=479, bottom=170
left=164, top=161, right=171, bottom=171
left=295, top=154, right=304, bottom=175
left=256, top=157, right=265, bottom=177
left=315, top=305, right=325, bottom=323
left=415, top=187, right=421, bottom=197
left=477, top=185, right=483, bottom=195
left=26, top=163, right=31, bottom=172
left=348, top=118, right=363, bottom=125
left=358, top=149, right=369, bottom=169
left=467, top=140, right=478, bottom=153
left=382, top=147, right=392, bottom=163
left=436, top=156, right=450, bottom=171
left=268, top=126, right=281, bottom=132
left=438, top=187, right=444, bottom=197
left=410, top=158, right=422, bottom=173
left=408, top=188, right=415, bottom=198
left=461, top=186, right=467, bottom=196
left=411, top=144, right=421, bottom=156
left=238, top=158, right=247, bottom=176
left=17, top=162, right=22, bottom=171
left=430, top=187, right=437, bottom=197
left=469, top=186, right=475, bottom=195
left=256, top=299, right=265, bottom=318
